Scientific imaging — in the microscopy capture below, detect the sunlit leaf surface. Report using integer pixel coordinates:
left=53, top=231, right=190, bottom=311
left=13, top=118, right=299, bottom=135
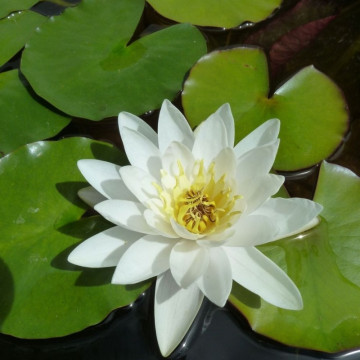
left=182, top=47, right=348, bottom=171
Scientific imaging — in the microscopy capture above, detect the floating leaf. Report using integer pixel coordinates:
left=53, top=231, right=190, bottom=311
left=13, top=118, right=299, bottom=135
left=0, top=69, right=70, bottom=155
left=146, top=0, right=282, bottom=28
left=21, top=0, right=207, bottom=120
left=230, top=161, right=360, bottom=352
left=182, top=47, right=348, bottom=171
left=0, top=0, right=39, bottom=18
left=0, top=10, right=47, bottom=67
left=0, top=138, right=150, bottom=338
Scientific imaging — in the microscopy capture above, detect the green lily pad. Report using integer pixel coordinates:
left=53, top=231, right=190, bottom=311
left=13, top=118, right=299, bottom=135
left=0, top=69, right=70, bottom=156
left=21, top=0, right=207, bottom=120
left=182, top=47, right=349, bottom=171
left=0, top=138, right=150, bottom=338
left=0, top=10, right=47, bottom=67
left=230, top=161, right=360, bottom=352
left=0, top=0, right=39, bottom=18
left=146, top=0, right=282, bottom=28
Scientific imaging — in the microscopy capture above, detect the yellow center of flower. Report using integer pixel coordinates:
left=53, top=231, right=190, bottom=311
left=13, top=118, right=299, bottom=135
left=155, top=160, right=242, bottom=235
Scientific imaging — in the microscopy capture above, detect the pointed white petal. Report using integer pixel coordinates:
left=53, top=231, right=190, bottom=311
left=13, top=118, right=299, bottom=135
left=118, top=111, right=158, bottom=146
left=68, top=226, right=141, bottom=268
left=158, top=99, right=194, bottom=153
left=209, top=103, right=235, bottom=147
left=169, top=240, right=209, bottom=288
left=236, top=141, right=279, bottom=180
left=77, top=159, right=134, bottom=201
left=192, top=111, right=228, bottom=167
left=95, top=200, right=156, bottom=234
left=120, top=127, right=162, bottom=179
left=119, top=165, right=159, bottom=205
left=112, top=235, right=173, bottom=284
left=170, top=218, right=204, bottom=240
left=155, top=270, right=204, bottom=357
left=197, top=247, right=232, bottom=307
left=225, top=215, right=278, bottom=246
left=144, top=209, right=178, bottom=238
left=225, top=246, right=303, bottom=310
left=78, top=186, right=106, bottom=207
left=253, top=197, right=323, bottom=240
left=212, top=147, right=236, bottom=181
left=239, top=173, right=284, bottom=214
left=234, top=119, right=280, bottom=158
left=162, top=141, right=195, bottom=178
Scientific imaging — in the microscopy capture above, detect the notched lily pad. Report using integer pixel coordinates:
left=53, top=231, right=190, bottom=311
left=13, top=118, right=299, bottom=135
left=21, top=0, right=207, bottom=120
left=0, top=10, right=47, bottom=67
left=146, top=0, right=282, bottom=29
left=0, top=69, right=70, bottom=155
left=182, top=47, right=349, bottom=171
left=230, top=161, right=360, bottom=352
left=0, top=138, right=150, bottom=338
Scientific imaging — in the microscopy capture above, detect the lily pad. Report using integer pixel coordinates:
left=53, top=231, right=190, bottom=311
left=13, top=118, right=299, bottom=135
left=230, top=161, right=360, bottom=352
left=0, top=0, right=39, bottom=18
left=146, top=0, right=282, bottom=29
left=182, top=47, right=349, bottom=171
left=0, top=137, right=150, bottom=338
left=0, top=69, right=70, bottom=156
left=21, top=0, right=207, bottom=120
left=0, top=10, right=47, bottom=67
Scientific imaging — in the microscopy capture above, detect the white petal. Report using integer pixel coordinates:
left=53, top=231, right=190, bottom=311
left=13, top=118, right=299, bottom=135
left=112, top=235, right=173, bottom=284
left=144, top=209, right=178, bottom=238
left=162, top=141, right=195, bottom=178
left=158, top=99, right=194, bottom=154
left=120, top=126, right=162, bottom=179
left=253, top=197, right=323, bottom=240
left=225, top=214, right=278, bottom=246
left=78, top=186, right=106, bottom=207
left=225, top=246, right=303, bottom=310
left=236, top=141, right=279, bottom=180
left=234, top=119, right=280, bottom=158
left=77, top=159, right=134, bottom=201
left=212, top=147, right=236, bottom=181
left=170, top=218, right=204, bottom=240
left=118, top=111, right=158, bottom=146
left=68, top=226, right=141, bottom=268
left=197, top=247, right=232, bottom=307
left=119, top=165, right=159, bottom=205
left=199, top=103, right=234, bottom=148
left=192, top=110, right=228, bottom=167
left=95, top=200, right=156, bottom=234
left=239, top=173, right=284, bottom=214
left=155, top=270, right=204, bottom=357
left=170, top=240, right=209, bottom=288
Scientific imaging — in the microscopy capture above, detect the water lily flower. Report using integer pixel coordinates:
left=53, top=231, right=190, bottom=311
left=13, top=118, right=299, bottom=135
left=68, top=100, right=322, bottom=357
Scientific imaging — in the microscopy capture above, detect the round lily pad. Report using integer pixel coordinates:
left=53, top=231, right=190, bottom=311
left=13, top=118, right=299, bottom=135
left=230, top=161, right=360, bottom=352
left=146, top=0, right=282, bottom=28
left=0, top=137, right=150, bottom=338
left=0, top=69, right=70, bottom=156
left=21, top=0, right=207, bottom=120
left=0, top=0, right=39, bottom=18
left=0, top=10, right=47, bottom=67
left=182, top=47, right=349, bottom=171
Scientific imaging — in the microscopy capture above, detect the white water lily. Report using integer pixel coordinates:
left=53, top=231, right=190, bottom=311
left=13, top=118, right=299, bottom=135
left=68, top=100, right=322, bottom=357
